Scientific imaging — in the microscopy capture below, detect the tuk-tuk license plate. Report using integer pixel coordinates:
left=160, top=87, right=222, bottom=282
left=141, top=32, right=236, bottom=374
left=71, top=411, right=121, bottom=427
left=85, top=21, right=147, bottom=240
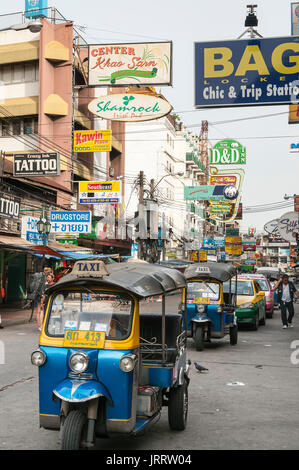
left=63, top=330, right=105, bottom=349
left=193, top=297, right=210, bottom=305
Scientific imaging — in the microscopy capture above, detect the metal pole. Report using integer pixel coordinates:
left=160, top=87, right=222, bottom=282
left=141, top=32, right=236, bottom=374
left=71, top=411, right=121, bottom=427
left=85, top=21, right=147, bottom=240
left=138, top=171, right=144, bottom=259
left=162, top=294, right=166, bottom=363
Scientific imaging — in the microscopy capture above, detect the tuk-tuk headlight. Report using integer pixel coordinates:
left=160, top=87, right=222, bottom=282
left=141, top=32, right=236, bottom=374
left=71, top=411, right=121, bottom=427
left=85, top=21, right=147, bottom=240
left=119, top=354, right=137, bottom=373
left=69, top=352, right=89, bottom=373
left=197, top=305, right=205, bottom=314
left=31, top=349, right=46, bottom=367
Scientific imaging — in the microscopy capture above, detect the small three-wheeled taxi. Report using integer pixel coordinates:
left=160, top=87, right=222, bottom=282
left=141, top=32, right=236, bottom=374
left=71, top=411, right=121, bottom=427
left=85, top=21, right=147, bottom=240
left=31, top=260, right=190, bottom=450
left=180, top=262, right=238, bottom=351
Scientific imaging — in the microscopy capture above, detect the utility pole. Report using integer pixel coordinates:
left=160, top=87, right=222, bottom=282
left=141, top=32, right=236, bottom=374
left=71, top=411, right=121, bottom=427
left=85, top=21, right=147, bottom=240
left=137, top=171, right=144, bottom=259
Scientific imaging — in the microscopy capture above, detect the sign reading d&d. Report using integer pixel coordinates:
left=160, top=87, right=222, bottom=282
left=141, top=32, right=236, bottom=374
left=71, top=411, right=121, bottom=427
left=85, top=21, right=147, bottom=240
left=210, top=140, right=246, bottom=165
left=13, top=153, right=60, bottom=177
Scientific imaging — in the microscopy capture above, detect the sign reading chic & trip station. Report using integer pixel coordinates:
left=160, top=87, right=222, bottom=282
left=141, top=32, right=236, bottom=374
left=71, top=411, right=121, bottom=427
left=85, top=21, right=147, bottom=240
left=88, top=42, right=172, bottom=87
left=88, top=93, right=172, bottom=122
left=195, top=36, right=299, bottom=108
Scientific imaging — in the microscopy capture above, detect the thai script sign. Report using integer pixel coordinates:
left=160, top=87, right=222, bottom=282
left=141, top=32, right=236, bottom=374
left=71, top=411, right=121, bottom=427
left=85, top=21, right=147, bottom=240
left=88, top=42, right=172, bottom=87
left=79, top=181, right=122, bottom=204
left=0, top=193, right=20, bottom=220
left=184, top=185, right=226, bottom=201
left=88, top=93, right=172, bottom=122
left=210, top=140, right=246, bottom=165
left=21, top=215, right=43, bottom=245
left=50, top=211, right=92, bottom=234
left=195, top=37, right=299, bottom=108
left=74, top=130, right=112, bottom=153
left=13, top=153, right=60, bottom=177
left=209, top=167, right=245, bottom=222
left=225, top=236, right=242, bottom=256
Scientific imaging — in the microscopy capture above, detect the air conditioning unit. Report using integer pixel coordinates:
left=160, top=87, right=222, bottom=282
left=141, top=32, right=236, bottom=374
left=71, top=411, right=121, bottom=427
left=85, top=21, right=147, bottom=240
left=109, top=167, right=115, bottom=177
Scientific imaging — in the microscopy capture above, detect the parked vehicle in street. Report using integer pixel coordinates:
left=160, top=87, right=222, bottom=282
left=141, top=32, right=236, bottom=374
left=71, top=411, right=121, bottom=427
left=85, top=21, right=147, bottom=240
left=180, top=262, right=238, bottom=351
left=249, top=274, right=274, bottom=318
left=226, top=275, right=266, bottom=330
left=255, top=267, right=281, bottom=309
left=31, top=261, right=190, bottom=450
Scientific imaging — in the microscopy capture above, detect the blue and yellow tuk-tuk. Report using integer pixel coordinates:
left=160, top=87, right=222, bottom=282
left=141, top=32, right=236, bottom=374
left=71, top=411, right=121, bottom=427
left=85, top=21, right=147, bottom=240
left=180, top=262, right=238, bottom=351
left=31, top=260, right=190, bottom=450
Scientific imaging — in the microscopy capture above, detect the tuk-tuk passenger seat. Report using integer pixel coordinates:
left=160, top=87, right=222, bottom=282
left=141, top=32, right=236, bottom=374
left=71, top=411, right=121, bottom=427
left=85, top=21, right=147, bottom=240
left=139, top=313, right=182, bottom=363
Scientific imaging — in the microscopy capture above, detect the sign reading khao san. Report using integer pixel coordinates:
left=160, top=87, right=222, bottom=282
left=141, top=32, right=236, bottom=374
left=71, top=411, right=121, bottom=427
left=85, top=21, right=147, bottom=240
left=88, top=93, right=172, bottom=122
left=74, top=130, right=112, bottom=153
left=210, top=140, right=246, bottom=165
left=0, top=193, right=20, bottom=220
left=195, top=37, right=299, bottom=108
left=88, top=42, right=172, bottom=87
left=13, top=153, right=60, bottom=177
left=79, top=181, right=122, bottom=204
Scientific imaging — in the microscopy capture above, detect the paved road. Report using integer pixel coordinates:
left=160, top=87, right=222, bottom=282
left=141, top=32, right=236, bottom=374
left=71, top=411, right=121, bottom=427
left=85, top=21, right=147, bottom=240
left=0, top=296, right=299, bottom=450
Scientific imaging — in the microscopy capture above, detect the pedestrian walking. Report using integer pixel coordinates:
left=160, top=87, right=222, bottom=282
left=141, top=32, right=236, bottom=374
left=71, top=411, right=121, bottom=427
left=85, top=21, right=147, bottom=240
left=273, top=274, right=299, bottom=329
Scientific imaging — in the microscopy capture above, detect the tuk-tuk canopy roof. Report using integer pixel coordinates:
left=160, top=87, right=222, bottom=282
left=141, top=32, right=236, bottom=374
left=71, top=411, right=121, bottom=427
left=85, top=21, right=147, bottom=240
left=184, top=262, right=237, bottom=283
left=47, top=261, right=186, bottom=299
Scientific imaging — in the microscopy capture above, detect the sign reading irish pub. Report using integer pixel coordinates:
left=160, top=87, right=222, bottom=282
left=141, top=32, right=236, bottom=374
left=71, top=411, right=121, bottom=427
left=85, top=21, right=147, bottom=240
left=88, top=42, right=172, bottom=86
left=88, top=93, right=172, bottom=122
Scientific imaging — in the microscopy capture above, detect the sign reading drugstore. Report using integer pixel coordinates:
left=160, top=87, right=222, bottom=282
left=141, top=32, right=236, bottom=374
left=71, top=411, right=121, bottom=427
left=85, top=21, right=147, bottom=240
left=195, top=36, right=299, bottom=108
left=88, top=93, right=173, bottom=122
left=88, top=42, right=172, bottom=87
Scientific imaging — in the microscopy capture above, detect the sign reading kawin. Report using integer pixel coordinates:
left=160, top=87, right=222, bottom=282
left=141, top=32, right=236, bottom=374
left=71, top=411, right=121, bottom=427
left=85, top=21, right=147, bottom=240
left=13, top=153, right=60, bottom=177
left=74, top=130, right=112, bottom=153
left=88, top=42, right=172, bottom=87
left=195, top=36, right=299, bottom=108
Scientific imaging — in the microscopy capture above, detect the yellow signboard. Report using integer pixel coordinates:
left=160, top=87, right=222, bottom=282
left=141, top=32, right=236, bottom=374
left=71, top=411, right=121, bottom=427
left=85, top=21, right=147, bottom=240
left=63, top=330, right=105, bottom=349
left=74, top=130, right=112, bottom=152
left=79, top=180, right=122, bottom=204
left=289, top=104, right=299, bottom=124
left=225, top=236, right=242, bottom=256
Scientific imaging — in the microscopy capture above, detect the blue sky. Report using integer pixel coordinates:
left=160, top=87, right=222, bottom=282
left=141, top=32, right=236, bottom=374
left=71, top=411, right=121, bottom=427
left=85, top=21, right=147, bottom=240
left=2, top=0, right=299, bottom=232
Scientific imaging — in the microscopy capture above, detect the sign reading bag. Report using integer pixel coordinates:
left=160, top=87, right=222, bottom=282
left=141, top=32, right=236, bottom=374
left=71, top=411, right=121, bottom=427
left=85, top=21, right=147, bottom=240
left=195, top=36, right=299, bottom=108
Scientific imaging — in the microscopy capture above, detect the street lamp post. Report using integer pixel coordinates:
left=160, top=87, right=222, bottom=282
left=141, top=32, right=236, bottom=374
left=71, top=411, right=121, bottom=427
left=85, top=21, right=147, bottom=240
left=36, top=207, right=51, bottom=269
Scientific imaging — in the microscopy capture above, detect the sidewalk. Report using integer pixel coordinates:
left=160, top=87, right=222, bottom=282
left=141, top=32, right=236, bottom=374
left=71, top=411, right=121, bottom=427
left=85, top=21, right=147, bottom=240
left=0, top=306, right=36, bottom=327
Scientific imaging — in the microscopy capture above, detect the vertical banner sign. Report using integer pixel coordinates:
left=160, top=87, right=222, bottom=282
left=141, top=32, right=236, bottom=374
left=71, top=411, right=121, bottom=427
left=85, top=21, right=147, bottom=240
left=195, top=37, right=299, bottom=108
left=209, top=167, right=245, bottom=222
left=25, top=0, right=48, bottom=18
left=88, top=42, right=172, bottom=87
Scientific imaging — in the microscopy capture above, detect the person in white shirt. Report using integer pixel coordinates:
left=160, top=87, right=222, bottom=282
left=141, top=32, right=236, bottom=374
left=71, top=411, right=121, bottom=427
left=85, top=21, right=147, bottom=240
left=273, top=274, right=299, bottom=329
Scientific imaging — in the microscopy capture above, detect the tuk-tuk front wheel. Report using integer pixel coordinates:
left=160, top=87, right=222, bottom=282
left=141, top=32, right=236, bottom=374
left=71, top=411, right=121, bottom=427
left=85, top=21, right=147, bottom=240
left=229, top=325, right=238, bottom=345
left=194, top=325, right=205, bottom=351
left=168, top=379, right=188, bottom=431
left=61, top=410, right=88, bottom=450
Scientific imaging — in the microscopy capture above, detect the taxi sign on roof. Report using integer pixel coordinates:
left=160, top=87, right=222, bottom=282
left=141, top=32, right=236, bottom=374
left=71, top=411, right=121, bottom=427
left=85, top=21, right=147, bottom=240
left=196, top=267, right=211, bottom=274
left=72, top=261, right=109, bottom=277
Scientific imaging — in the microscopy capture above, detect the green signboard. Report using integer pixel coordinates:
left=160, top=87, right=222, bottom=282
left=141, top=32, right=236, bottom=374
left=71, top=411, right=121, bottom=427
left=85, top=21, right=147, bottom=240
left=184, top=185, right=224, bottom=201
left=210, top=140, right=246, bottom=165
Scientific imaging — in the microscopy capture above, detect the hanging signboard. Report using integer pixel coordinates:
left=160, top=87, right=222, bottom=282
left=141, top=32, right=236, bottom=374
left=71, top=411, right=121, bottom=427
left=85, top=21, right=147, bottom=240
left=210, top=140, right=246, bottom=165
left=0, top=193, right=20, bottom=220
left=291, top=2, right=299, bottom=35
left=289, top=104, right=299, bottom=124
left=225, top=236, right=242, bottom=256
left=74, top=130, right=112, bottom=153
left=278, top=211, right=299, bottom=243
left=21, top=215, right=43, bottom=245
left=209, top=167, right=245, bottom=222
left=25, top=0, right=48, bottom=18
left=88, top=42, right=172, bottom=87
left=195, top=36, right=299, bottom=108
left=79, top=181, right=122, bottom=204
left=184, top=185, right=225, bottom=201
left=88, top=92, right=172, bottom=122
left=50, top=211, right=92, bottom=234
left=264, top=218, right=280, bottom=235
left=13, top=153, right=60, bottom=177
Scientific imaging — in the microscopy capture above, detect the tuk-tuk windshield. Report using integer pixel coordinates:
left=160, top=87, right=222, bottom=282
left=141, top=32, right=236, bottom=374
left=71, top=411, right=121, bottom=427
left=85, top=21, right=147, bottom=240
left=187, top=281, right=220, bottom=301
left=224, top=280, right=253, bottom=296
left=47, top=291, right=133, bottom=339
